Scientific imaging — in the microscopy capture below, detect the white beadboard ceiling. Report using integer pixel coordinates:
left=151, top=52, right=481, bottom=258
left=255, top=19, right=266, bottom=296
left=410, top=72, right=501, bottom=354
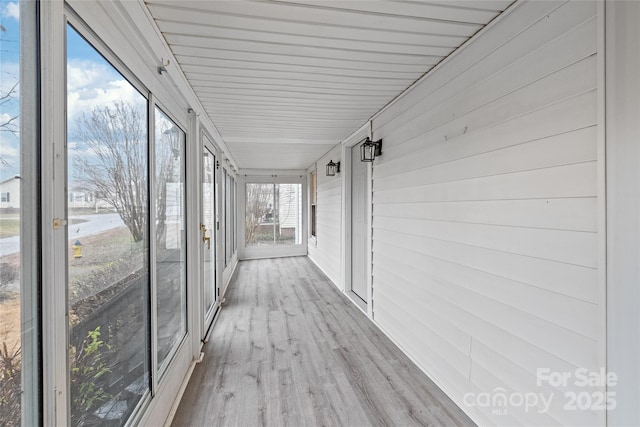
left=145, top=0, right=513, bottom=169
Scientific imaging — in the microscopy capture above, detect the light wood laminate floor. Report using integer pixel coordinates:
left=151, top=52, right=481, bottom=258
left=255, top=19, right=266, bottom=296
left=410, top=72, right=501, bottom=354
left=172, top=257, right=474, bottom=427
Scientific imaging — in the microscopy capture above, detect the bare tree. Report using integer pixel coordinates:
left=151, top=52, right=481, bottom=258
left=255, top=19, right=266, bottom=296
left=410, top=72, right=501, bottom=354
left=0, top=81, right=19, bottom=140
left=73, top=101, right=148, bottom=242
left=245, top=183, right=273, bottom=244
left=1, top=24, right=19, bottom=168
left=154, top=120, right=182, bottom=250
left=0, top=82, right=19, bottom=168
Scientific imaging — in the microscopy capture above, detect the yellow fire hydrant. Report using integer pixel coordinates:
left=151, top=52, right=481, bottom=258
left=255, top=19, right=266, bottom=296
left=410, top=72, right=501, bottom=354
left=72, top=240, right=83, bottom=258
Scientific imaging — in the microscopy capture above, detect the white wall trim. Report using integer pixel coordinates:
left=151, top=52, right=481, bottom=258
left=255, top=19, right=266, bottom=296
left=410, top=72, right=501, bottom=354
left=596, top=0, right=607, bottom=378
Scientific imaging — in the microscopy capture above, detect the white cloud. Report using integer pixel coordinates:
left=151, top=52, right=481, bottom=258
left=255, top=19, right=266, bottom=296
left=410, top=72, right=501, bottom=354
left=2, top=2, right=19, bottom=20
left=0, top=144, right=18, bottom=158
left=66, top=60, right=144, bottom=124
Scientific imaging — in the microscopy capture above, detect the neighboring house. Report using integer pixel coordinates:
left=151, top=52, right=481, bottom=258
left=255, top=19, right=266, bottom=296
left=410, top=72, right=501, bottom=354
left=277, top=183, right=301, bottom=241
left=68, top=185, right=113, bottom=211
left=0, top=176, right=20, bottom=210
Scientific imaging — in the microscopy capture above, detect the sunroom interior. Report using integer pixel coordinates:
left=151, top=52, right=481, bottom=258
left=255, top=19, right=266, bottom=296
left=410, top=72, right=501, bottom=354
left=1, top=0, right=639, bottom=426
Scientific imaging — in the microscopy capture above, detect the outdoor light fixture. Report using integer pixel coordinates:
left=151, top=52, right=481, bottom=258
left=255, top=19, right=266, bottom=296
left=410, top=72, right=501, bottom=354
left=326, top=160, right=340, bottom=176
left=360, top=138, right=382, bottom=162
left=164, top=126, right=181, bottom=158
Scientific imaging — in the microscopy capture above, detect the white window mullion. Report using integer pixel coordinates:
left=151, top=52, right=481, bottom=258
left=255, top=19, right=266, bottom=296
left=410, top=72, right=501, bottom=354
left=148, top=95, right=159, bottom=396
left=40, top=1, right=69, bottom=425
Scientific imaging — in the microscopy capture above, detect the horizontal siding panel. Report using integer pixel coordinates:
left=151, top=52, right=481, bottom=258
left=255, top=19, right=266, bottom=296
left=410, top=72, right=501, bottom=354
left=468, top=362, right=562, bottom=426
left=377, top=91, right=596, bottom=176
left=374, top=304, right=472, bottom=391
left=165, top=34, right=452, bottom=64
left=376, top=1, right=595, bottom=127
left=375, top=242, right=599, bottom=339
left=373, top=216, right=597, bottom=267
left=374, top=296, right=471, bottom=379
left=373, top=228, right=597, bottom=303
left=373, top=197, right=597, bottom=232
left=375, top=286, right=471, bottom=355
left=378, top=55, right=597, bottom=152
left=374, top=161, right=597, bottom=203
left=152, top=1, right=483, bottom=37
left=275, top=0, right=506, bottom=24
left=375, top=262, right=590, bottom=376
left=373, top=264, right=599, bottom=371
left=375, top=126, right=597, bottom=192
left=377, top=12, right=597, bottom=144
left=161, top=21, right=457, bottom=56
left=471, top=342, right=602, bottom=426
left=309, top=148, right=342, bottom=286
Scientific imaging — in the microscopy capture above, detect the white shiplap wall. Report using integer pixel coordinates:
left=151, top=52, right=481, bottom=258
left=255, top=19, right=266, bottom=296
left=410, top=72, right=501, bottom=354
left=308, top=145, right=342, bottom=287
left=369, top=1, right=602, bottom=426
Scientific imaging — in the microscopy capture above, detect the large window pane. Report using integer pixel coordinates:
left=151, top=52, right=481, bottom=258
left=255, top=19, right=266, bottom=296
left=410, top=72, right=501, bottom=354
left=67, top=25, right=149, bottom=426
left=154, top=108, right=186, bottom=373
left=276, top=184, right=302, bottom=245
left=0, top=1, right=38, bottom=424
left=224, top=170, right=231, bottom=265
left=245, top=183, right=302, bottom=246
left=246, top=183, right=274, bottom=246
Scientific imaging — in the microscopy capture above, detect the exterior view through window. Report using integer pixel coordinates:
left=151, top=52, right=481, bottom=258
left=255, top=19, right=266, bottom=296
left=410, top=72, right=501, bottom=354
left=0, top=1, right=39, bottom=424
left=246, top=183, right=302, bottom=246
left=154, top=107, right=186, bottom=374
left=67, top=25, right=150, bottom=425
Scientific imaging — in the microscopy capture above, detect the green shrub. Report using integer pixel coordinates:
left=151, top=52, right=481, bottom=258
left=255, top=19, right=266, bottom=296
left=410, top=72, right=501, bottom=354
left=70, top=327, right=111, bottom=426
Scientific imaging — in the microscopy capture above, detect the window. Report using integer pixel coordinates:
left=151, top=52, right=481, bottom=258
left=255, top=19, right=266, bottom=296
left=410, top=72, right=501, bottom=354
left=310, top=171, right=317, bottom=238
left=246, top=183, right=302, bottom=246
left=67, top=24, right=150, bottom=426
left=233, top=178, right=237, bottom=253
left=154, top=107, right=187, bottom=374
left=0, top=1, right=39, bottom=424
left=224, top=169, right=233, bottom=265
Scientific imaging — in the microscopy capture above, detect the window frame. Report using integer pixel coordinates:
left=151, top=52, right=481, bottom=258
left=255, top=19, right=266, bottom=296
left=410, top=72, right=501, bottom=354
left=239, top=174, right=307, bottom=260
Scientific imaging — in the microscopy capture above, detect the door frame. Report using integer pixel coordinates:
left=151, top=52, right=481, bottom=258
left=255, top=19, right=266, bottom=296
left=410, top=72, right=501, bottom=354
left=201, top=131, right=220, bottom=340
left=342, top=124, right=373, bottom=318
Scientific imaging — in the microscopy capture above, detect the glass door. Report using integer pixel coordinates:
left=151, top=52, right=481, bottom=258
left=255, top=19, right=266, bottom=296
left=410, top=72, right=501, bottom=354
left=201, top=144, right=217, bottom=334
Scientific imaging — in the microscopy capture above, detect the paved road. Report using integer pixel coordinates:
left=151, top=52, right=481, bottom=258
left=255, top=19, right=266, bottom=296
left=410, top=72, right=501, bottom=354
left=0, top=213, right=125, bottom=257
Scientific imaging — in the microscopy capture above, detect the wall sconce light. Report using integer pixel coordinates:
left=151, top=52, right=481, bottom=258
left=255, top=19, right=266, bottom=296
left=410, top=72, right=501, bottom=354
left=360, top=138, right=382, bottom=162
left=326, top=160, right=340, bottom=176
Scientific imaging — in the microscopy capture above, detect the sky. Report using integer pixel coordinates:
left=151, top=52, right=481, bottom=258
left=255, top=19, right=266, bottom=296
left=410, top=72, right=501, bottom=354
left=0, top=0, right=20, bottom=181
left=0, top=1, right=147, bottom=182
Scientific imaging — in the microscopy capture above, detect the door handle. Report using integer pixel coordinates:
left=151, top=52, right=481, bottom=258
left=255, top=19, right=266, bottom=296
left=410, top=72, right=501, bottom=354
left=201, top=224, right=211, bottom=249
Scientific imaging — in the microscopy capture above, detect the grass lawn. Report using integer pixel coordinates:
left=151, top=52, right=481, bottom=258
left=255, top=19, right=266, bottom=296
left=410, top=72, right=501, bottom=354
left=0, top=219, right=20, bottom=238
left=0, top=217, right=88, bottom=238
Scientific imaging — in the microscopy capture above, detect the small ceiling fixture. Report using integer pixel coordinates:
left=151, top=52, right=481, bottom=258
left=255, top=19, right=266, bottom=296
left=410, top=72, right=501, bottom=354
left=326, top=160, right=340, bottom=177
left=360, top=138, right=382, bottom=162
